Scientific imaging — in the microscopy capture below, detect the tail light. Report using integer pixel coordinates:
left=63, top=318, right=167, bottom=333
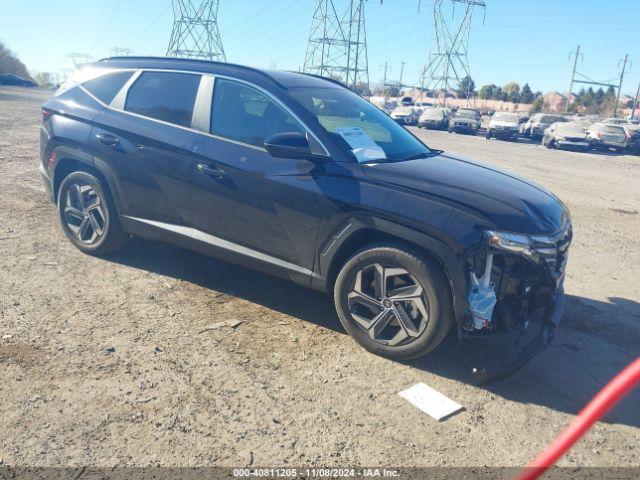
left=42, top=107, right=53, bottom=124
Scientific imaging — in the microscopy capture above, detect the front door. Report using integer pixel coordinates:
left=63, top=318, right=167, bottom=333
left=188, top=78, right=334, bottom=272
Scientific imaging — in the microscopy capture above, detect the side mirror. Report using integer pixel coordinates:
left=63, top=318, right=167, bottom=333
left=264, top=132, right=313, bottom=159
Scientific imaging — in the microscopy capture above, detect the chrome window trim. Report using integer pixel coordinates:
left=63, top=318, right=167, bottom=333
left=124, top=216, right=319, bottom=278
left=76, top=66, right=331, bottom=156
left=110, top=69, right=143, bottom=110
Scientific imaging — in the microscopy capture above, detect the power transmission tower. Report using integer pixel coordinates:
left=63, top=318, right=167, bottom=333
left=166, top=0, right=226, bottom=62
left=303, top=0, right=372, bottom=92
left=67, top=53, right=94, bottom=68
left=565, top=45, right=582, bottom=112
left=110, top=47, right=134, bottom=57
left=398, top=61, right=406, bottom=88
left=420, top=0, right=486, bottom=96
left=614, top=54, right=630, bottom=118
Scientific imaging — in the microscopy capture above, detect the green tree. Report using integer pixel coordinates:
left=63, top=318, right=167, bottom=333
left=520, top=83, right=534, bottom=104
left=502, top=82, right=521, bottom=103
left=0, top=40, right=32, bottom=80
left=34, top=72, right=55, bottom=88
left=457, top=75, right=475, bottom=99
left=530, top=97, right=545, bottom=114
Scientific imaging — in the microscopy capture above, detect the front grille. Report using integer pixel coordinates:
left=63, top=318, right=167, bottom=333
left=531, top=222, right=572, bottom=283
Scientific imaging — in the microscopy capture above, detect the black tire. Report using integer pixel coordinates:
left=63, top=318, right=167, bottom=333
left=333, top=243, right=454, bottom=360
left=57, top=171, right=127, bottom=256
left=485, top=129, right=492, bottom=139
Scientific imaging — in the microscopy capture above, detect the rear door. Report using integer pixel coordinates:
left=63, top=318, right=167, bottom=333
left=91, top=70, right=204, bottom=225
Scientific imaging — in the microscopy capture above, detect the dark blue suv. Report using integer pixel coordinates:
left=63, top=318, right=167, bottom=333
left=40, top=57, right=571, bottom=380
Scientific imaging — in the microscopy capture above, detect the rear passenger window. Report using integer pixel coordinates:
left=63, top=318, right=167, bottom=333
left=82, top=71, right=134, bottom=105
left=125, top=72, right=202, bottom=128
left=211, top=79, right=304, bottom=148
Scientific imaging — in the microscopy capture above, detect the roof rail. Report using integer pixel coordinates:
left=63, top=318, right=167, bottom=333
left=98, top=56, right=287, bottom=88
left=291, top=71, right=350, bottom=90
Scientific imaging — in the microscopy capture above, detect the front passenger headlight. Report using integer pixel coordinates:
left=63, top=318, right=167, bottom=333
left=485, top=230, right=534, bottom=258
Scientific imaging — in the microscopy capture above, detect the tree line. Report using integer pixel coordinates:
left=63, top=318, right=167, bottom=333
left=0, top=40, right=32, bottom=80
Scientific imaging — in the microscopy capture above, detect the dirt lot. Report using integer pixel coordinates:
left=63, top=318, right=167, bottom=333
left=1, top=87, right=639, bottom=468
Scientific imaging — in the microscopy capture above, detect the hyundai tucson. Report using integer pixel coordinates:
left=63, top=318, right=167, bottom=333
left=40, top=58, right=572, bottom=381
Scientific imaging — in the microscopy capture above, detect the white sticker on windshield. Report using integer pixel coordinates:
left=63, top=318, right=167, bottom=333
left=336, top=127, right=387, bottom=163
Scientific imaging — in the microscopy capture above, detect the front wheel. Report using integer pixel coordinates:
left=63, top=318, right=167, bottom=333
left=57, top=171, right=127, bottom=256
left=334, top=244, right=453, bottom=360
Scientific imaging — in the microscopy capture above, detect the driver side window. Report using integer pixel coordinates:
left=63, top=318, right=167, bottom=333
left=210, top=79, right=304, bottom=148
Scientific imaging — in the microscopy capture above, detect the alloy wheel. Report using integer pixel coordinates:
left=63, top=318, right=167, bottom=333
left=62, top=183, right=106, bottom=245
left=347, top=263, right=429, bottom=346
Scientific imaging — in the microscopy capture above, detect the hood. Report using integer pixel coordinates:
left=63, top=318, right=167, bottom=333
left=362, top=152, right=569, bottom=234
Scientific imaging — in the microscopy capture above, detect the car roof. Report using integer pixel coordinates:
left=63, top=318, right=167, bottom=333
left=96, top=56, right=344, bottom=90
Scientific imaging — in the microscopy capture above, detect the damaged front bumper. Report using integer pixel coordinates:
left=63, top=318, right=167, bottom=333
left=462, top=223, right=572, bottom=384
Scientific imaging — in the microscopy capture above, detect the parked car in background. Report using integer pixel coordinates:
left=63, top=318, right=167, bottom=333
left=0, top=73, right=37, bottom=87
left=400, top=96, right=414, bottom=106
left=521, top=113, right=568, bottom=139
left=542, top=122, right=590, bottom=152
left=587, top=123, right=628, bottom=152
left=418, top=107, right=449, bottom=130
left=390, top=105, right=419, bottom=125
left=448, top=108, right=480, bottom=135
left=603, top=118, right=629, bottom=126
left=486, top=112, right=520, bottom=140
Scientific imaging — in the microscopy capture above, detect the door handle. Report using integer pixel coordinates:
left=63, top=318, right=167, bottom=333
left=96, top=133, right=121, bottom=149
left=197, top=163, right=228, bottom=180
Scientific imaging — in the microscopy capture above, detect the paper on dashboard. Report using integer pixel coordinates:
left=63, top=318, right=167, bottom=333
left=336, top=127, right=387, bottom=163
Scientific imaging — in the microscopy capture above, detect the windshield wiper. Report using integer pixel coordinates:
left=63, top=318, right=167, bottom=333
left=399, top=151, right=436, bottom=161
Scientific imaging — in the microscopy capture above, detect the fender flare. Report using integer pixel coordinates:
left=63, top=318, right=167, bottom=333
left=51, top=145, right=125, bottom=215
left=313, top=216, right=468, bottom=327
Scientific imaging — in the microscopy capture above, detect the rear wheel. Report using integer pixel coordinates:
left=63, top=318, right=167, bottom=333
left=334, top=244, right=453, bottom=360
left=57, top=171, right=127, bottom=256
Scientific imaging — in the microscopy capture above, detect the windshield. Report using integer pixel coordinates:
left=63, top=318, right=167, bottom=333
left=540, top=115, right=567, bottom=123
left=289, top=87, right=431, bottom=163
left=423, top=108, right=444, bottom=118
left=556, top=123, right=586, bottom=134
left=602, top=125, right=625, bottom=134
left=455, top=110, right=477, bottom=120
left=492, top=112, right=519, bottom=122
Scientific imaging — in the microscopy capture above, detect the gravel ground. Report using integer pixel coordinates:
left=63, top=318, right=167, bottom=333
left=0, top=87, right=638, bottom=468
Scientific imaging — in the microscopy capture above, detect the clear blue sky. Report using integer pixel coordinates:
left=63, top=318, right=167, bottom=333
left=1, top=0, right=638, bottom=95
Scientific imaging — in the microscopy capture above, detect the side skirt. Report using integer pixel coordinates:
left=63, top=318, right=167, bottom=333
left=120, top=216, right=320, bottom=289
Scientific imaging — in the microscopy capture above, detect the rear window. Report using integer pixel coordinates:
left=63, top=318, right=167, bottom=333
left=82, top=71, right=134, bottom=105
left=540, top=115, right=566, bottom=123
left=602, top=125, right=625, bottom=134
left=125, top=72, right=202, bottom=128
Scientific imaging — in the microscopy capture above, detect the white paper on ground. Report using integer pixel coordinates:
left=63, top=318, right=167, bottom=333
left=398, top=383, right=464, bottom=421
left=335, top=127, right=387, bottom=163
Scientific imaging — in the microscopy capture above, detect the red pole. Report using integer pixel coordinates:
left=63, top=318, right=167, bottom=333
left=516, top=357, right=640, bottom=480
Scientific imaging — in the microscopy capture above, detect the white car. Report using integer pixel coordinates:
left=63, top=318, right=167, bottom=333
left=486, top=112, right=520, bottom=140
left=390, top=106, right=419, bottom=125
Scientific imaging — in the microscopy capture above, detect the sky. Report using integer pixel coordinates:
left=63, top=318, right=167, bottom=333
left=1, top=0, right=639, bottom=96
